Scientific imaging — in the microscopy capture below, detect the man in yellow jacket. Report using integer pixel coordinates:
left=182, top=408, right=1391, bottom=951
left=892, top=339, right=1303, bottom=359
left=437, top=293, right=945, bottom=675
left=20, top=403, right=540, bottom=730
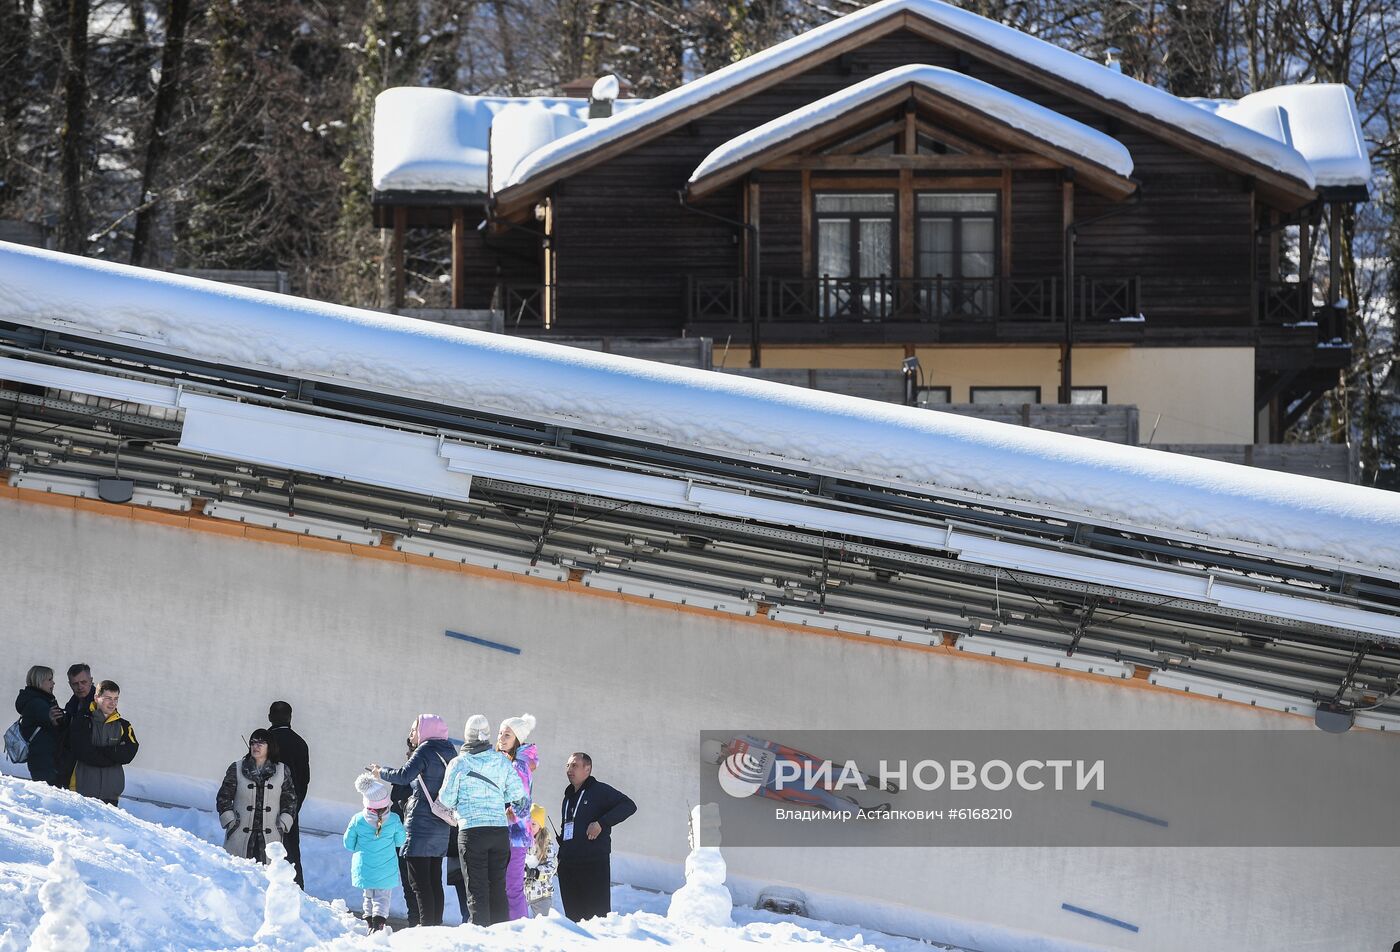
left=69, top=680, right=138, bottom=806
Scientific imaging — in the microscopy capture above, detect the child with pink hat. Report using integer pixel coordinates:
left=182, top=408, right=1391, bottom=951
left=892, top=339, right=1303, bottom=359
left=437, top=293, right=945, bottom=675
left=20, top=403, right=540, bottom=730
left=344, top=772, right=406, bottom=932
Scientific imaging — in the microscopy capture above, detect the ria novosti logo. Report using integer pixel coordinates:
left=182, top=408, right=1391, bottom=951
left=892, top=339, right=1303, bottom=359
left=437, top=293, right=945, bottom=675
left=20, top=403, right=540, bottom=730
left=703, top=739, right=775, bottom=799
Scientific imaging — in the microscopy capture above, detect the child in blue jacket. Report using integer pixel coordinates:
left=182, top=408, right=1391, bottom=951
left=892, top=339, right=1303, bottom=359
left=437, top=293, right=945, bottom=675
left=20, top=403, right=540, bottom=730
left=345, top=773, right=407, bottom=932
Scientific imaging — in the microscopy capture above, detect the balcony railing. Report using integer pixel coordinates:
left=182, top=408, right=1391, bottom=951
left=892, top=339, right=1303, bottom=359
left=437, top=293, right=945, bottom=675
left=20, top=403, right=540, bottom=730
left=685, top=275, right=1140, bottom=325
left=495, top=284, right=547, bottom=328
left=1258, top=281, right=1309, bottom=326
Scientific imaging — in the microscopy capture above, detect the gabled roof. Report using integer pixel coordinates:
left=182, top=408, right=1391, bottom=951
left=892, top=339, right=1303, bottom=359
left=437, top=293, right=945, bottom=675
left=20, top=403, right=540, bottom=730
left=493, top=0, right=1318, bottom=212
left=686, top=65, right=1135, bottom=199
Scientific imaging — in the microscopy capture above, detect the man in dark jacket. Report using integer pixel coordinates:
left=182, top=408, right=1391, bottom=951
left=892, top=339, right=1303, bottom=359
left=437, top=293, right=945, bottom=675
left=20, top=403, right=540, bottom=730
left=267, top=700, right=310, bottom=888
left=557, top=752, right=636, bottom=921
left=69, top=680, right=138, bottom=805
left=54, top=663, right=95, bottom=787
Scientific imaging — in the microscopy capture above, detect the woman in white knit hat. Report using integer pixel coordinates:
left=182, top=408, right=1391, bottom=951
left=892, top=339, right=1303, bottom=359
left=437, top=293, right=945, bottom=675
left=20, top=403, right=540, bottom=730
left=438, top=714, right=530, bottom=926
left=497, top=713, right=537, bottom=921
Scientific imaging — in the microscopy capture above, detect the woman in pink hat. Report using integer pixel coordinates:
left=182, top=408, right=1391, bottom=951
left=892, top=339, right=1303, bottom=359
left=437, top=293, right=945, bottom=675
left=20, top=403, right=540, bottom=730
left=370, top=713, right=457, bottom=926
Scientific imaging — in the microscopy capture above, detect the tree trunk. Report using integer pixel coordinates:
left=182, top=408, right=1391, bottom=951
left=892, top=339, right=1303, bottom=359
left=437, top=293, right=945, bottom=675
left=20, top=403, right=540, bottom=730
left=130, top=0, right=191, bottom=266
left=57, top=0, right=90, bottom=254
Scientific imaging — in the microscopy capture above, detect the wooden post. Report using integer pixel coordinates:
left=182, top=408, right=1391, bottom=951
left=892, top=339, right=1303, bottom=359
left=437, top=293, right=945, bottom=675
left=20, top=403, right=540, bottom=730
left=1059, top=175, right=1074, bottom=404
left=451, top=207, right=466, bottom=310
left=748, top=179, right=762, bottom=368
left=800, top=170, right=812, bottom=276
left=902, top=108, right=917, bottom=155
left=898, top=168, right=914, bottom=281
left=391, top=206, right=406, bottom=311
left=1268, top=209, right=1279, bottom=280
left=1002, top=165, right=1013, bottom=288
left=1328, top=201, right=1342, bottom=307
left=542, top=198, right=554, bottom=329
left=1247, top=185, right=1257, bottom=326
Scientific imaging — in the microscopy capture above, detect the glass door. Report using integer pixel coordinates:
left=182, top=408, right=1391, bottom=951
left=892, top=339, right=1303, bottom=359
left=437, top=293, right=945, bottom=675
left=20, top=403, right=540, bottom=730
left=814, top=192, right=895, bottom=319
left=916, top=192, right=998, bottom=318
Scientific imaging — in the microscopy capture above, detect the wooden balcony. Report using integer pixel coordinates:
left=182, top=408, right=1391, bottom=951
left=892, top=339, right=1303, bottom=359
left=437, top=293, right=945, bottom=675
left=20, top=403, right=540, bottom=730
left=683, top=274, right=1140, bottom=343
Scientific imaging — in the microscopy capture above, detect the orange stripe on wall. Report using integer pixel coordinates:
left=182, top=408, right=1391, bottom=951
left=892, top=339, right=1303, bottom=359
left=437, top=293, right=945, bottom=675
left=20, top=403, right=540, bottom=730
left=0, top=478, right=1314, bottom=723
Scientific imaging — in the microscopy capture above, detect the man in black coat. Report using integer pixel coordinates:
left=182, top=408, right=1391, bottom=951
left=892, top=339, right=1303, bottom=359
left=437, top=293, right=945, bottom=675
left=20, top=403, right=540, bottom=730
left=267, top=700, right=310, bottom=888
left=55, top=663, right=95, bottom=788
left=557, top=751, right=636, bottom=921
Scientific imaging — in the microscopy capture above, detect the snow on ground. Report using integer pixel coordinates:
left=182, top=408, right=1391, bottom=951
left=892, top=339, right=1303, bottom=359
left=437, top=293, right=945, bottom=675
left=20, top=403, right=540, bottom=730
left=0, top=773, right=977, bottom=952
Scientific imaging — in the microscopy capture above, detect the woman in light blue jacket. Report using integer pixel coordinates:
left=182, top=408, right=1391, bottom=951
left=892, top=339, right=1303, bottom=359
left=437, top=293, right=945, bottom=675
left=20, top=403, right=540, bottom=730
left=438, top=714, right=530, bottom=926
left=345, top=773, right=407, bottom=933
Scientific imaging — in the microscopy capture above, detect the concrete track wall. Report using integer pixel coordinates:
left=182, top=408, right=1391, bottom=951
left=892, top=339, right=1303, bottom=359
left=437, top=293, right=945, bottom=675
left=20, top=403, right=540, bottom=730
left=2, top=493, right=1393, bottom=951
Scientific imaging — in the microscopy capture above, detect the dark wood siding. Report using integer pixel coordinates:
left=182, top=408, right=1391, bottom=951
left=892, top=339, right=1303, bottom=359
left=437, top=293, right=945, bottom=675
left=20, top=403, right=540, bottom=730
left=1009, top=170, right=1062, bottom=278
left=548, top=27, right=1259, bottom=334
left=461, top=222, right=541, bottom=311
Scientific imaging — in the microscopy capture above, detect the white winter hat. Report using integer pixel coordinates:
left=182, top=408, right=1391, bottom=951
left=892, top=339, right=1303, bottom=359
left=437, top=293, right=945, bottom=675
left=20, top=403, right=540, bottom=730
left=501, top=713, right=536, bottom=744
left=355, top=772, right=392, bottom=810
left=464, top=714, right=491, bottom=744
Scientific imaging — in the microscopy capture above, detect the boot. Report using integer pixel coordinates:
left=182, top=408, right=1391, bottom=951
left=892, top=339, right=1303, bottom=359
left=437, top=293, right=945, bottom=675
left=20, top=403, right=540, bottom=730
left=366, top=915, right=383, bottom=933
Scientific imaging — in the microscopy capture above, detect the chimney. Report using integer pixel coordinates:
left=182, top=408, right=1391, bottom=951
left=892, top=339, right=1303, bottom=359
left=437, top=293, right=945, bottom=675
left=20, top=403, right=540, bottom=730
left=1104, top=48, right=1123, bottom=73
left=589, top=74, right=620, bottom=119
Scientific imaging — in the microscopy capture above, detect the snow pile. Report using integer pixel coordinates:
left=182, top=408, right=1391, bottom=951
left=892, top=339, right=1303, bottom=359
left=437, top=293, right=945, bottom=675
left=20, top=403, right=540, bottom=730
left=2, top=243, right=1397, bottom=578
left=666, top=804, right=732, bottom=928
left=26, top=845, right=90, bottom=952
left=689, top=65, right=1133, bottom=186
left=501, top=0, right=1315, bottom=192
left=0, top=776, right=358, bottom=950
left=255, top=843, right=321, bottom=948
left=0, top=774, right=981, bottom=952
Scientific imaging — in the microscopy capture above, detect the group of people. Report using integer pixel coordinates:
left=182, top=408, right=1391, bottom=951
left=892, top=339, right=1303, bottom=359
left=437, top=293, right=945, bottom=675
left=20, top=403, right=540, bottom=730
left=345, top=711, right=636, bottom=931
left=13, top=666, right=637, bottom=932
left=13, top=663, right=139, bottom=804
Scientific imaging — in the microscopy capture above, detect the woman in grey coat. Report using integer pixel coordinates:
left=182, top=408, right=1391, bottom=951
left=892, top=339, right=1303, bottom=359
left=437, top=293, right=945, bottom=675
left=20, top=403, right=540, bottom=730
left=216, top=729, right=296, bottom=865
left=370, top=713, right=457, bottom=926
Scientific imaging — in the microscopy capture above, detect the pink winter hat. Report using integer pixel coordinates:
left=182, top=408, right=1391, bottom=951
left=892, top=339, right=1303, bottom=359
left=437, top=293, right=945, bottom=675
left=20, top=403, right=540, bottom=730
left=416, top=714, right=449, bottom=742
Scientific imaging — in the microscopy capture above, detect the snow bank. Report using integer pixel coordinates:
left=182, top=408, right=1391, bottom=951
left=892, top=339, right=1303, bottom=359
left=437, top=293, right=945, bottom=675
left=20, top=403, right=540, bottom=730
left=0, top=776, right=358, bottom=950
left=690, top=65, right=1133, bottom=185
left=0, top=775, right=998, bottom=952
left=502, top=0, right=1314, bottom=192
left=1, top=243, right=1396, bottom=578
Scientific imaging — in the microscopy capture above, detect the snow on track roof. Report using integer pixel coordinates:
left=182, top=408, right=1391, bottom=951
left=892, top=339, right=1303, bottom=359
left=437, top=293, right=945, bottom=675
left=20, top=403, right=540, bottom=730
left=502, top=0, right=1315, bottom=192
left=1, top=242, right=1397, bottom=577
left=688, top=65, right=1134, bottom=186
left=1189, top=85, right=1370, bottom=188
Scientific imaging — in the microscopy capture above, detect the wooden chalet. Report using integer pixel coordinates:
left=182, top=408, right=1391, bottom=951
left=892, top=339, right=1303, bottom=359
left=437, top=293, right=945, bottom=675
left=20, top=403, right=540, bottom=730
left=372, top=0, right=1370, bottom=447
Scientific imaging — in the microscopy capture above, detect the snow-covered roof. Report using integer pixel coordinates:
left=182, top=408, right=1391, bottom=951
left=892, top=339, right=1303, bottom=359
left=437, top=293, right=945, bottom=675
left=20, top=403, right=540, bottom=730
left=688, top=65, right=1134, bottom=189
left=2, top=242, right=1398, bottom=577
left=1188, top=84, right=1370, bottom=188
left=500, top=0, right=1316, bottom=195
left=371, top=87, right=643, bottom=194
